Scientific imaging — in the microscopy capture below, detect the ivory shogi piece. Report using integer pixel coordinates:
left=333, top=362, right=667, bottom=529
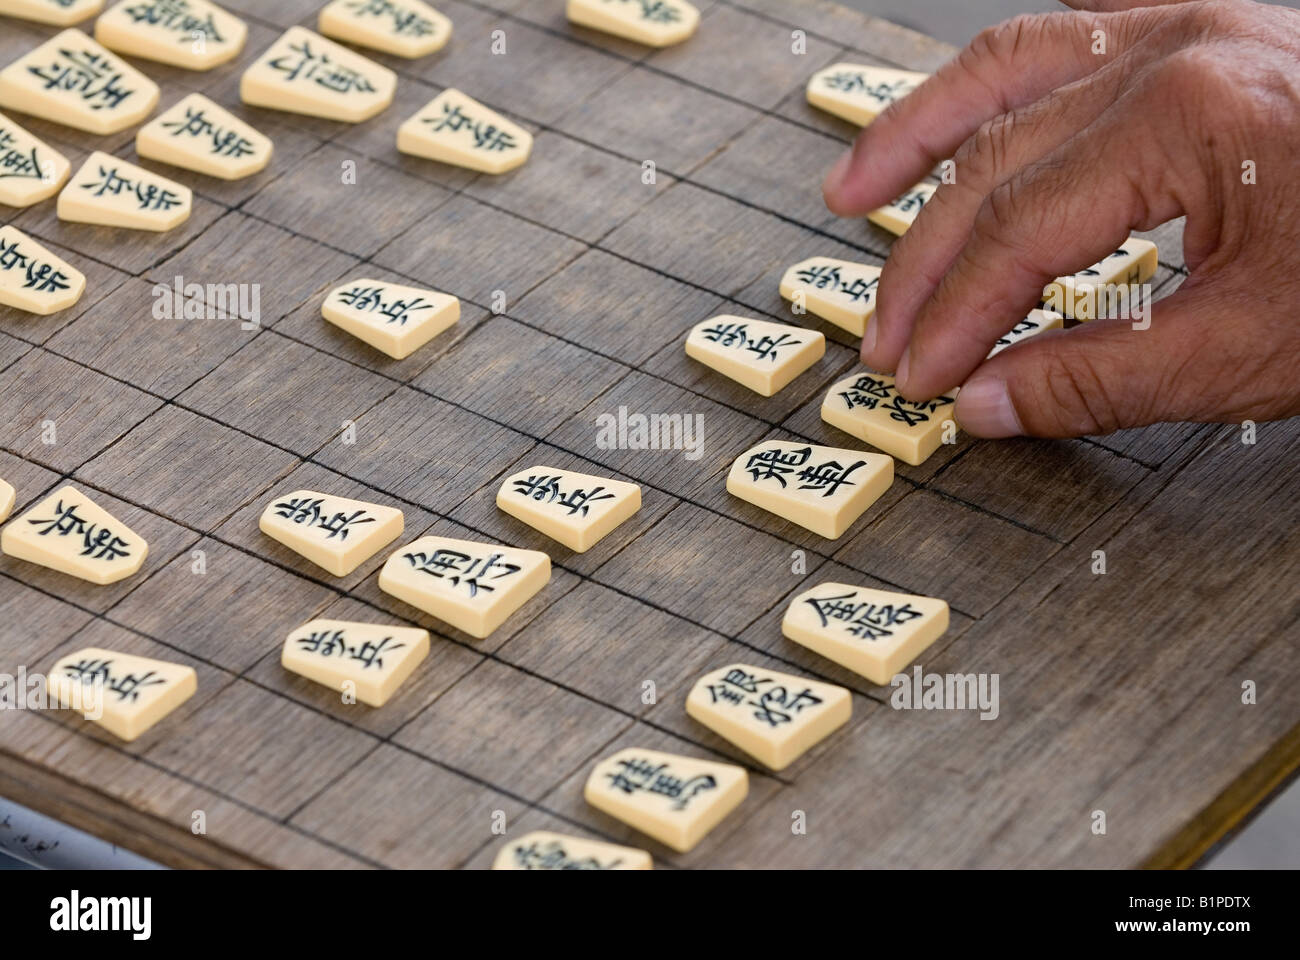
left=686, top=664, right=851, bottom=770
left=492, top=831, right=653, bottom=871
left=136, top=93, right=272, bottom=180
left=806, top=62, right=926, bottom=125
left=782, top=582, right=949, bottom=684
left=94, top=0, right=247, bottom=70
left=1042, top=239, right=1158, bottom=320
left=726, top=440, right=893, bottom=539
left=0, top=224, right=86, bottom=315
left=584, top=747, right=747, bottom=853
left=496, top=467, right=641, bottom=553
left=58, top=151, right=192, bottom=231
left=378, top=535, right=551, bottom=638
left=0, top=29, right=160, bottom=134
left=48, top=647, right=196, bottom=741
left=259, top=489, right=403, bottom=577
left=867, top=182, right=936, bottom=235
left=397, top=88, right=532, bottom=174
left=1, top=485, right=147, bottom=584
left=779, top=256, right=880, bottom=337
left=987, top=309, right=1064, bottom=358
left=0, top=478, right=14, bottom=523
left=684, top=315, right=824, bottom=397
left=318, top=0, right=452, bottom=59
left=0, top=111, right=70, bottom=207
left=281, top=618, right=429, bottom=707
left=320, top=278, right=459, bottom=359
left=820, top=371, right=957, bottom=466
left=566, top=0, right=699, bottom=47
left=0, top=0, right=102, bottom=28
left=240, top=26, right=396, bottom=123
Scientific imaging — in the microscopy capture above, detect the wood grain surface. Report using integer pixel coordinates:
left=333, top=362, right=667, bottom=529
left=0, top=0, right=1296, bottom=870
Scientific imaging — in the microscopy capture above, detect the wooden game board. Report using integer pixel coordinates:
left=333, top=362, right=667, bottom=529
left=0, top=0, right=1296, bottom=869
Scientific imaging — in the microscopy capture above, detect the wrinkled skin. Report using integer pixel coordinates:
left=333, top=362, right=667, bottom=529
left=822, top=0, right=1300, bottom=438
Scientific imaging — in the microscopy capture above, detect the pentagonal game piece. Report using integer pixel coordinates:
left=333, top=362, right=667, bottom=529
left=48, top=647, right=196, bottom=741
left=94, top=0, right=247, bottom=70
left=240, top=26, right=396, bottom=123
left=820, top=371, right=957, bottom=466
left=566, top=0, right=699, bottom=47
left=492, top=831, right=653, bottom=870
left=806, top=62, right=926, bottom=126
left=1043, top=238, right=1158, bottom=320
left=136, top=93, right=272, bottom=180
left=58, top=151, right=191, bottom=231
left=0, top=0, right=102, bottom=27
left=318, top=0, right=452, bottom=59
left=321, top=278, right=459, bottom=359
left=779, top=256, right=880, bottom=337
left=259, top=489, right=403, bottom=577
left=867, top=181, right=936, bottom=235
left=1, top=485, right=147, bottom=584
left=684, top=315, right=824, bottom=397
left=0, top=225, right=85, bottom=315
left=282, top=618, right=429, bottom=707
left=987, top=308, right=1064, bottom=358
left=0, top=111, right=70, bottom=207
left=0, top=478, right=14, bottom=523
left=496, top=467, right=641, bottom=553
left=397, top=88, right=531, bottom=174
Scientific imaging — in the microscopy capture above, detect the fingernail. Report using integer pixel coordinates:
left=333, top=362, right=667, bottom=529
left=860, top=318, right=877, bottom=361
left=954, top=377, right=1025, bottom=438
left=895, top=347, right=910, bottom=388
left=824, top=151, right=851, bottom=198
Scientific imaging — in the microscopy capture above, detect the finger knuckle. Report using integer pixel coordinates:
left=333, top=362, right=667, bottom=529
left=1042, top=350, right=1128, bottom=435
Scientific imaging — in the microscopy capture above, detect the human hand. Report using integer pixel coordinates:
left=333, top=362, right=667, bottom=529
left=821, top=0, right=1300, bottom=438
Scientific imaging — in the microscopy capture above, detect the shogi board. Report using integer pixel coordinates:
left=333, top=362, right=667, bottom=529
left=0, top=0, right=1295, bottom=871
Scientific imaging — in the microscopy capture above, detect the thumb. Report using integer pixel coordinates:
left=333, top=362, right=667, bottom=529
left=953, top=287, right=1236, bottom=438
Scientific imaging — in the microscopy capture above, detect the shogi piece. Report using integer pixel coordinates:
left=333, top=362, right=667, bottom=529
left=259, top=489, right=403, bottom=577
left=782, top=582, right=949, bottom=684
left=136, top=93, right=272, bottom=180
left=240, top=26, right=396, bottom=123
left=584, top=748, right=747, bottom=853
left=0, top=111, right=70, bottom=207
left=1, top=485, right=147, bottom=584
left=779, top=256, right=881, bottom=337
left=321, top=278, right=459, bottom=359
left=397, top=88, right=532, bottom=174
left=496, top=466, right=641, bottom=553
left=0, top=225, right=86, bottom=315
left=1042, top=238, right=1158, bottom=320
left=686, top=664, right=851, bottom=771
left=987, top=308, right=1063, bottom=359
left=48, top=647, right=196, bottom=741
left=282, top=618, right=429, bottom=707
left=58, top=151, right=192, bottom=231
left=566, top=0, right=699, bottom=47
left=0, top=0, right=101, bottom=28
left=318, top=0, right=452, bottom=59
left=806, top=62, right=927, bottom=126
left=0, top=478, right=13, bottom=523
left=0, top=29, right=160, bottom=135
left=684, top=315, right=825, bottom=397
left=821, top=371, right=957, bottom=466
left=492, top=831, right=653, bottom=871
left=378, top=535, right=551, bottom=638
left=727, top=440, right=893, bottom=539
left=95, top=0, right=247, bottom=70
left=868, top=182, right=936, bottom=235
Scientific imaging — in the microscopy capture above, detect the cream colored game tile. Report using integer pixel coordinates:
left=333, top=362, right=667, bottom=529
left=779, top=256, right=880, bottom=337
left=584, top=747, right=747, bottom=852
left=0, top=111, right=69, bottom=207
left=782, top=582, right=949, bottom=684
left=0, top=0, right=102, bottom=27
left=685, top=315, right=824, bottom=397
left=58, top=151, right=191, bottom=231
left=987, top=308, right=1064, bottom=359
left=0, top=225, right=85, bottom=315
left=281, top=617, right=429, bottom=707
left=240, top=26, right=396, bottom=123
left=727, top=440, right=893, bottom=539
left=1, top=485, right=147, bottom=584
left=686, top=663, right=851, bottom=770
left=48, top=647, right=195, bottom=741
left=496, top=466, right=641, bottom=553
left=1042, top=239, right=1158, bottom=320
left=492, top=830, right=653, bottom=870
left=0, top=478, right=14, bottom=523
left=566, top=0, right=699, bottom=47
left=321, top=278, right=459, bottom=359
left=378, top=535, right=550, bottom=638
left=95, top=0, right=247, bottom=70
left=867, top=181, right=936, bottom=235
left=318, top=0, right=452, bottom=59
left=821, top=371, right=957, bottom=466
left=397, top=88, right=532, bottom=174
left=259, top=489, right=403, bottom=577
left=136, top=93, right=272, bottom=180
left=806, top=62, right=926, bottom=125
left=0, top=29, right=160, bottom=134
